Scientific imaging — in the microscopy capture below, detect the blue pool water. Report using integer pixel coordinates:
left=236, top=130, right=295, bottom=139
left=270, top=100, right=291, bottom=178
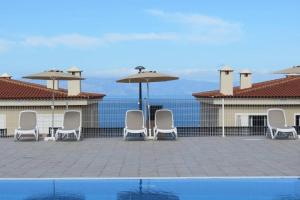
left=0, top=178, right=299, bottom=200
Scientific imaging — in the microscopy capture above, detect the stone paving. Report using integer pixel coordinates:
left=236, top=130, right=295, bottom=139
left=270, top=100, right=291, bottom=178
left=0, top=137, right=299, bottom=178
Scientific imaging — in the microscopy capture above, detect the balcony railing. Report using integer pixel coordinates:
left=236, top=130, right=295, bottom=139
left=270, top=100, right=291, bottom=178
left=0, top=98, right=299, bottom=138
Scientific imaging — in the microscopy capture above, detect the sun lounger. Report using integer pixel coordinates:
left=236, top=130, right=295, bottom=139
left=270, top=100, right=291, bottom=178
left=267, top=108, right=297, bottom=139
left=55, top=110, right=81, bottom=141
left=154, top=109, right=177, bottom=140
left=124, top=110, right=147, bottom=140
left=14, top=110, right=39, bottom=141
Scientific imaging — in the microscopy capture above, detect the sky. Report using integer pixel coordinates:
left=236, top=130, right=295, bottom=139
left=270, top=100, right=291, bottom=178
left=0, top=0, right=299, bottom=88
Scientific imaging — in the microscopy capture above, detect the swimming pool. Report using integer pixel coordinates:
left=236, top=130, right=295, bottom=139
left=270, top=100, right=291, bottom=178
left=0, top=178, right=299, bottom=200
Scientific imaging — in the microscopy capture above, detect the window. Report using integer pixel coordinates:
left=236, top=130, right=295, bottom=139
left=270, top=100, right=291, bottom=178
left=236, top=114, right=267, bottom=127
left=0, top=114, right=6, bottom=129
left=295, top=115, right=300, bottom=126
left=236, top=114, right=249, bottom=127
left=249, top=115, right=267, bottom=127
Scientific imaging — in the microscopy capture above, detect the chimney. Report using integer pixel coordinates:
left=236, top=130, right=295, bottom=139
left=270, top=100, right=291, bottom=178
left=67, top=66, right=82, bottom=96
left=240, top=70, right=252, bottom=89
left=47, top=80, right=59, bottom=90
left=0, top=73, right=12, bottom=79
left=219, top=66, right=234, bottom=95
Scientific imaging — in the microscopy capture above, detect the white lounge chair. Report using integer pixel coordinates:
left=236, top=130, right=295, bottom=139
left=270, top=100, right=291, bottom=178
left=14, top=110, right=39, bottom=141
left=55, top=110, right=81, bottom=141
left=154, top=109, right=177, bottom=140
left=123, top=110, right=147, bottom=140
left=267, top=108, right=297, bottom=139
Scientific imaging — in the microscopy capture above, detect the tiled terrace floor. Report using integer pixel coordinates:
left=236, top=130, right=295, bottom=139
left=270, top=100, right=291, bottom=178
left=0, top=137, right=299, bottom=178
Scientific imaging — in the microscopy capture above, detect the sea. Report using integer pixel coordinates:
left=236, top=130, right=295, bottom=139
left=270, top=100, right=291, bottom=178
left=99, top=98, right=200, bottom=128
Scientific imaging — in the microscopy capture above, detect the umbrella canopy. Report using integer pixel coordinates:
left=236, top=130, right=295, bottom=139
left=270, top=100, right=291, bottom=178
left=273, top=66, right=300, bottom=75
left=23, top=70, right=85, bottom=80
left=116, top=71, right=178, bottom=83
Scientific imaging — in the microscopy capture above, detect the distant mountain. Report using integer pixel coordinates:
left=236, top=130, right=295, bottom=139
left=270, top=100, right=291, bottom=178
left=80, top=77, right=218, bottom=98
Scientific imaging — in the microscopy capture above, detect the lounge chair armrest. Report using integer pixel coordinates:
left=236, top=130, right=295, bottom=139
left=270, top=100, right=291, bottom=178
left=286, top=126, right=295, bottom=129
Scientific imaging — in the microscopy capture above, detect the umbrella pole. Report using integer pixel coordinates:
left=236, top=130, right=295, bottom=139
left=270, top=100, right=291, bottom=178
left=51, top=79, right=55, bottom=138
left=138, top=82, right=142, bottom=110
left=147, top=81, right=151, bottom=138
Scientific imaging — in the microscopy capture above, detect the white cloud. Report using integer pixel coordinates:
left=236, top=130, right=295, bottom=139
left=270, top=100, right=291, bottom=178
left=5, top=10, right=242, bottom=50
left=23, top=32, right=178, bottom=48
left=102, top=32, right=178, bottom=43
left=24, top=34, right=101, bottom=48
left=0, top=39, right=14, bottom=53
left=146, top=9, right=242, bottom=44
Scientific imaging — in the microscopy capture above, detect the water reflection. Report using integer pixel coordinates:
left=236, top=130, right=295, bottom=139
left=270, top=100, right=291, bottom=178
left=275, top=196, right=300, bottom=200
left=25, top=194, right=85, bottom=200
left=117, top=179, right=179, bottom=200
left=0, top=178, right=298, bottom=200
left=24, top=180, right=85, bottom=200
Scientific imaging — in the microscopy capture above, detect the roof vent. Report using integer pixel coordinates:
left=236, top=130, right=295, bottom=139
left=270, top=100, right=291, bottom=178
left=0, top=73, right=12, bottom=79
left=67, top=66, right=82, bottom=96
left=240, top=69, right=252, bottom=89
left=219, top=65, right=234, bottom=95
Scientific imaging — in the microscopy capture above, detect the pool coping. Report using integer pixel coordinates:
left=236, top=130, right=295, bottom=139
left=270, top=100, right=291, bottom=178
left=0, top=176, right=299, bottom=180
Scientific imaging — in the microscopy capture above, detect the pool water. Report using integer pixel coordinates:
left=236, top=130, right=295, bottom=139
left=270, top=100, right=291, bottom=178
left=0, top=178, right=299, bottom=200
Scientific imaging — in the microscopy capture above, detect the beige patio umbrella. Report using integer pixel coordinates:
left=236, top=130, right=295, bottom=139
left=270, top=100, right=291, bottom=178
left=117, top=71, right=179, bottom=137
left=23, top=70, right=84, bottom=140
left=117, top=70, right=178, bottom=98
left=274, top=65, right=300, bottom=75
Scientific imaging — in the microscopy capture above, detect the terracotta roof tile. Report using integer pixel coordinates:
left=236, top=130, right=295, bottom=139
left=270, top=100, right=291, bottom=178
left=192, top=76, right=300, bottom=98
left=0, top=78, right=105, bottom=100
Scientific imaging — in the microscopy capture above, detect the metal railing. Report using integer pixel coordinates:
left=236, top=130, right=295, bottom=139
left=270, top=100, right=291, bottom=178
left=0, top=98, right=299, bottom=138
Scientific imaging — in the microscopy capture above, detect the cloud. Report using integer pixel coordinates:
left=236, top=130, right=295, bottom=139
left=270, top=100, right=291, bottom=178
left=23, top=34, right=101, bottom=48
left=23, top=32, right=178, bottom=48
left=146, top=9, right=242, bottom=44
left=102, top=32, right=178, bottom=43
left=0, top=39, right=14, bottom=53
left=5, top=10, right=242, bottom=50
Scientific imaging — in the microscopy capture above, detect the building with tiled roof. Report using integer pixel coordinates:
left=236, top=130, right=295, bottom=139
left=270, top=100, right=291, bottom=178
left=192, top=67, right=300, bottom=132
left=0, top=77, right=104, bottom=100
left=193, top=75, right=300, bottom=98
left=0, top=68, right=105, bottom=137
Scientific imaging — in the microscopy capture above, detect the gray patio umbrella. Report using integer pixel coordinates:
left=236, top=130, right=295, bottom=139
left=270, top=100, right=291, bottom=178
left=117, top=71, right=179, bottom=136
left=274, top=65, right=300, bottom=75
left=23, top=70, right=84, bottom=140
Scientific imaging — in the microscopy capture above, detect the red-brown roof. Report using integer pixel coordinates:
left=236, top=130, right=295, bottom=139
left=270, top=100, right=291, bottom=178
left=0, top=78, right=105, bottom=100
left=193, top=76, right=300, bottom=98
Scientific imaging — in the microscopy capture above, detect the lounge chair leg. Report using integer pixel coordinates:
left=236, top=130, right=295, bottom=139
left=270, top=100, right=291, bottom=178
left=174, top=132, right=177, bottom=140
left=293, top=130, right=297, bottom=139
left=123, top=130, right=127, bottom=141
left=77, top=132, right=81, bottom=141
left=14, top=132, right=18, bottom=141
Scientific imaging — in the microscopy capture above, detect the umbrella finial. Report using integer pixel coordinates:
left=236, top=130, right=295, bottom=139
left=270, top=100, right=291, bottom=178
left=135, top=66, right=146, bottom=73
